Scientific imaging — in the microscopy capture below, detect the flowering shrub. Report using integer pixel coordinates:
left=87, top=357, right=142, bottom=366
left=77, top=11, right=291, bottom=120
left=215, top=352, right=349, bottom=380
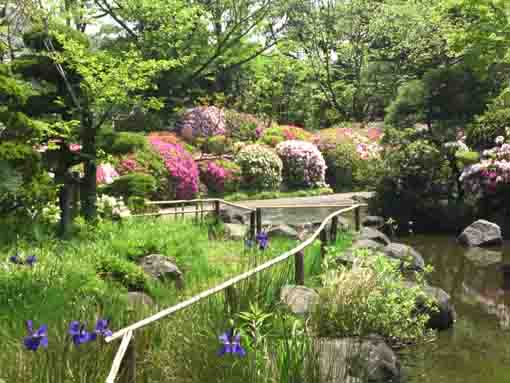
left=200, top=160, right=241, bottom=194
left=178, top=106, right=226, bottom=139
left=276, top=140, right=327, bottom=188
left=318, top=126, right=383, bottom=160
left=225, top=110, right=264, bottom=142
left=148, top=132, right=185, bottom=145
left=96, top=163, right=119, bottom=185
left=236, top=144, right=283, bottom=191
left=150, top=138, right=199, bottom=199
left=460, top=132, right=510, bottom=195
left=259, top=124, right=314, bottom=147
left=97, top=194, right=130, bottom=219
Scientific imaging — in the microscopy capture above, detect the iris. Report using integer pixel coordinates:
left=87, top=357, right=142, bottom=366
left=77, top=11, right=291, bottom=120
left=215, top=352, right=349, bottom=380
left=69, top=321, right=96, bottom=346
left=24, top=320, right=48, bottom=351
left=9, top=254, right=37, bottom=266
left=218, top=329, right=246, bottom=357
left=255, top=232, right=269, bottom=250
left=94, top=319, right=113, bottom=338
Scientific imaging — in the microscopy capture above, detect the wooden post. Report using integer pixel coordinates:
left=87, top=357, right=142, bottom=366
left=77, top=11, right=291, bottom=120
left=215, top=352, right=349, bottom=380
left=294, top=250, right=305, bottom=285
left=330, top=216, right=338, bottom=243
left=256, top=208, right=262, bottom=234
left=214, top=200, right=221, bottom=224
left=355, top=206, right=361, bottom=232
left=120, top=336, right=136, bottom=383
left=320, top=229, right=328, bottom=261
left=250, top=211, right=256, bottom=240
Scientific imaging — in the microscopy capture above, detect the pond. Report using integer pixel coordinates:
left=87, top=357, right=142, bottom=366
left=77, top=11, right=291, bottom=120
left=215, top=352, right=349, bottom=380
left=399, top=235, right=510, bottom=383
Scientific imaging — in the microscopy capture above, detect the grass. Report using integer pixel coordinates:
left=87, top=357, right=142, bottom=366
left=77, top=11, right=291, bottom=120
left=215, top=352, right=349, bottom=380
left=0, top=217, right=354, bottom=383
left=224, top=187, right=334, bottom=202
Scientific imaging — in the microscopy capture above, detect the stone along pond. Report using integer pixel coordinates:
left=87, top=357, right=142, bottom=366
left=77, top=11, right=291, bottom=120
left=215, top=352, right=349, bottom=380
left=399, top=235, right=510, bottom=383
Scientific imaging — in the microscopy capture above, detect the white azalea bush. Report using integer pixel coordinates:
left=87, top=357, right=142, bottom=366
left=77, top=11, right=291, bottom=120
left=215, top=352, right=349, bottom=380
left=236, top=144, right=283, bottom=190
left=97, top=194, right=130, bottom=220
left=276, top=140, right=327, bottom=188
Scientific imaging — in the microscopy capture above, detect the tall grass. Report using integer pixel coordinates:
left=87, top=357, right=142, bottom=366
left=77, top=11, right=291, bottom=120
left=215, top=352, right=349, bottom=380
left=0, top=217, right=351, bottom=383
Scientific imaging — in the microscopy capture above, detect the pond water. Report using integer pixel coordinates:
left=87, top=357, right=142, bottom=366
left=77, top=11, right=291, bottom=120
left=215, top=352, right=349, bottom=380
left=399, top=235, right=510, bottom=383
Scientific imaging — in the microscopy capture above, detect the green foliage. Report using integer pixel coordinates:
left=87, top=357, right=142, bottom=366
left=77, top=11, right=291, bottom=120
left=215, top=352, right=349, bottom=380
left=385, top=80, right=426, bottom=129
left=203, top=135, right=231, bottom=155
left=314, top=250, right=432, bottom=342
left=103, top=173, right=157, bottom=200
left=225, top=109, right=262, bottom=142
left=455, top=150, right=480, bottom=166
left=23, top=23, right=90, bottom=51
left=111, top=132, right=148, bottom=155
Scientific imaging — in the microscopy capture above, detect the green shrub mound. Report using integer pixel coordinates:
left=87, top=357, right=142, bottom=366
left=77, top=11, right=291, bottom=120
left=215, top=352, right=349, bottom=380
left=103, top=173, right=157, bottom=200
left=236, top=144, right=283, bottom=191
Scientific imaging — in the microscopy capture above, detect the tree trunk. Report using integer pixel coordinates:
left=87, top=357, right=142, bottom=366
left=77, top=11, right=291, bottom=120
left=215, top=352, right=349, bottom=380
left=58, top=174, right=73, bottom=238
left=81, top=113, right=98, bottom=222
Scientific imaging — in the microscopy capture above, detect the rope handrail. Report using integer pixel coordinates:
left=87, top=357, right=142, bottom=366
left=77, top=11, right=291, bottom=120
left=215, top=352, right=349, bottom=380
left=145, top=198, right=255, bottom=212
left=105, top=203, right=365, bottom=343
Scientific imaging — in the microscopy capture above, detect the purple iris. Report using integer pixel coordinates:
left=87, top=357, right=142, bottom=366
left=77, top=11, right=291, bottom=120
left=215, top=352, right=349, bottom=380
left=218, top=329, right=246, bottom=357
left=9, top=254, right=37, bottom=266
left=256, top=232, right=269, bottom=250
left=94, top=319, right=113, bottom=338
left=24, top=320, right=48, bottom=351
left=69, top=321, right=97, bottom=346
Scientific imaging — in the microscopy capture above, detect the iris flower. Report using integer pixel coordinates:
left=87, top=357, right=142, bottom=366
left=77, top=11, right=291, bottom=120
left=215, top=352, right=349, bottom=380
left=69, top=321, right=96, bottom=346
left=255, top=232, right=269, bottom=250
left=218, top=329, right=246, bottom=357
left=9, top=254, right=37, bottom=266
left=24, top=320, right=48, bottom=351
left=94, top=319, right=113, bottom=338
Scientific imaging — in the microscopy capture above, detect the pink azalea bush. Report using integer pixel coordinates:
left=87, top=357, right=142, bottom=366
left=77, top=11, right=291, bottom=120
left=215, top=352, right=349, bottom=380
left=276, top=140, right=327, bottom=188
left=236, top=144, right=283, bottom=190
left=178, top=106, right=226, bottom=139
left=149, top=137, right=199, bottom=199
left=117, top=157, right=144, bottom=175
left=200, top=160, right=241, bottom=194
left=96, top=163, right=119, bottom=185
left=460, top=133, right=510, bottom=195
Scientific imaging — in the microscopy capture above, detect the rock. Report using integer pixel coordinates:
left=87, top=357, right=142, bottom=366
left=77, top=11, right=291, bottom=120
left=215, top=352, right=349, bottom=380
left=352, top=239, right=385, bottom=252
left=383, top=243, right=425, bottom=271
left=268, top=224, right=299, bottom=239
left=362, top=216, right=385, bottom=229
left=224, top=223, right=248, bottom=240
left=406, top=282, right=456, bottom=330
left=464, top=247, right=503, bottom=267
left=127, top=291, right=154, bottom=307
left=314, top=336, right=401, bottom=383
left=358, top=227, right=391, bottom=246
left=458, top=220, right=503, bottom=247
left=138, top=254, right=184, bottom=289
left=280, top=285, right=319, bottom=316
left=219, top=208, right=250, bottom=224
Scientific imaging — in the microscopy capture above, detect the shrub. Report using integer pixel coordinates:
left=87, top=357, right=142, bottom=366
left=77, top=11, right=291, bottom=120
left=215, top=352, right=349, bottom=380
left=313, top=251, right=432, bottom=342
left=466, top=107, right=510, bottom=150
left=276, top=140, right=327, bottom=188
left=177, top=106, right=226, bottom=139
left=103, top=173, right=157, bottom=200
left=203, top=135, right=231, bottom=155
left=236, top=144, right=283, bottom=191
left=150, top=138, right=199, bottom=199
left=259, top=125, right=314, bottom=147
left=225, top=110, right=264, bottom=142
left=148, top=132, right=184, bottom=145
left=384, top=79, right=426, bottom=129
left=98, top=129, right=147, bottom=155
left=320, top=141, right=361, bottom=191
left=96, top=163, right=119, bottom=185
left=200, top=160, right=241, bottom=194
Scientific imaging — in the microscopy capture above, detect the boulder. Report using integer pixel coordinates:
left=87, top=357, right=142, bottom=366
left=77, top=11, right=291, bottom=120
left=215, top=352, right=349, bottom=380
left=138, top=254, right=184, bottom=289
left=406, top=282, right=456, bottom=330
left=352, top=239, right=385, bottom=252
left=127, top=291, right=154, bottom=307
left=268, top=224, right=300, bottom=240
left=464, top=247, right=503, bottom=267
left=314, top=336, right=401, bottom=383
left=219, top=208, right=250, bottom=224
left=362, top=216, right=385, bottom=229
left=383, top=243, right=425, bottom=271
left=224, top=223, right=249, bottom=240
left=458, top=220, right=503, bottom=247
left=358, top=227, right=391, bottom=246
left=280, top=285, right=319, bottom=316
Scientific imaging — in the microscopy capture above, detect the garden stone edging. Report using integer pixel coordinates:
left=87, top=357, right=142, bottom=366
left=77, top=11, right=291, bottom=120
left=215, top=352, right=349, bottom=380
left=457, top=220, right=503, bottom=247
left=280, top=285, right=319, bottom=316
left=138, top=254, right=184, bottom=289
left=313, top=336, right=401, bottom=383
left=358, top=227, right=391, bottom=246
left=362, top=216, right=385, bottom=229
left=268, top=224, right=300, bottom=239
left=382, top=243, right=425, bottom=272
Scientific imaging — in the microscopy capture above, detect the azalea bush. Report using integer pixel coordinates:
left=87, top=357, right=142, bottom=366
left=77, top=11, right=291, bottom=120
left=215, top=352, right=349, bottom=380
left=96, top=163, right=119, bottom=185
left=178, top=106, right=226, bottom=139
left=259, top=124, right=314, bottom=147
left=236, top=144, right=283, bottom=191
left=276, top=140, right=327, bottom=188
left=150, top=138, right=199, bottom=199
left=200, top=160, right=241, bottom=194
left=225, top=110, right=265, bottom=142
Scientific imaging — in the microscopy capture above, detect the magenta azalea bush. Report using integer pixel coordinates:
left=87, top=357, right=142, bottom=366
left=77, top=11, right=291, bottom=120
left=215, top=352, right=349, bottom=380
left=178, top=106, right=226, bottom=139
left=149, top=137, right=199, bottom=199
left=460, top=134, right=510, bottom=195
left=200, top=160, right=241, bottom=194
left=236, top=144, right=283, bottom=190
left=276, top=140, right=327, bottom=188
